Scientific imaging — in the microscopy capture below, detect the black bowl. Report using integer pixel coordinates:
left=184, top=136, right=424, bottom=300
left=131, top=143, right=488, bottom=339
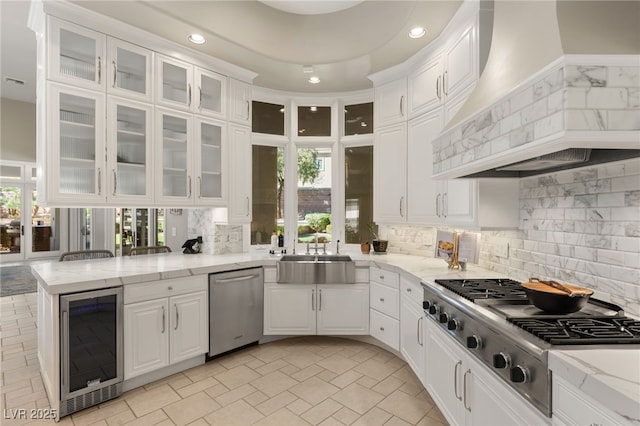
left=522, top=287, right=590, bottom=314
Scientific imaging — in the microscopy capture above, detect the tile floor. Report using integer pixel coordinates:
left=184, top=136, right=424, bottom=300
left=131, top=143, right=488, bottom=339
left=0, top=293, right=448, bottom=426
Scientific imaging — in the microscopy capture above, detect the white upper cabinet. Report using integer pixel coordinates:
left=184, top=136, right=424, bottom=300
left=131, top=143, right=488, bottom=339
left=227, top=124, right=252, bottom=223
left=374, top=78, right=407, bottom=128
left=374, top=122, right=407, bottom=223
left=48, top=18, right=106, bottom=90
left=107, top=97, right=154, bottom=204
left=407, top=56, right=444, bottom=119
left=194, top=117, right=226, bottom=205
left=442, top=22, right=477, bottom=101
left=107, top=38, right=153, bottom=102
left=229, top=79, right=252, bottom=125
left=194, top=68, right=227, bottom=119
left=156, top=55, right=194, bottom=112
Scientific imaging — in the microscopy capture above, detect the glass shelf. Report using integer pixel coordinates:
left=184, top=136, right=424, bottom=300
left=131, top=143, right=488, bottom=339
left=60, top=54, right=95, bottom=81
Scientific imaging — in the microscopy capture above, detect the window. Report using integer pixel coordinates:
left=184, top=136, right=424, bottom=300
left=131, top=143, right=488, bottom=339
left=298, top=106, right=331, bottom=137
left=114, top=208, right=165, bottom=256
left=251, top=145, right=284, bottom=245
left=344, top=102, right=373, bottom=136
left=297, top=147, right=331, bottom=243
left=252, top=101, right=285, bottom=135
left=344, top=146, right=373, bottom=244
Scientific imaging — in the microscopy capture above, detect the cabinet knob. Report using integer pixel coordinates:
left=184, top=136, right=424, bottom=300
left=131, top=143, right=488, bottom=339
left=168, top=286, right=173, bottom=290
left=406, top=287, right=412, bottom=293
left=379, top=326, right=385, bottom=331
left=379, top=298, right=385, bottom=302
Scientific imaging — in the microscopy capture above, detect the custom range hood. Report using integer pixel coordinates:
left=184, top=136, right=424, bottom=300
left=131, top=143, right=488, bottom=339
left=432, top=1, right=640, bottom=179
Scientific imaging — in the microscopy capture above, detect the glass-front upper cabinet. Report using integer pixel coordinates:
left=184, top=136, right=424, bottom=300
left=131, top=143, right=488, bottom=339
left=194, top=68, right=227, bottom=119
left=48, top=17, right=106, bottom=90
left=195, top=118, right=226, bottom=205
left=155, top=108, right=193, bottom=205
left=48, top=82, right=106, bottom=204
left=156, top=54, right=193, bottom=111
left=107, top=38, right=153, bottom=102
left=107, top=97, right=153, bottom=204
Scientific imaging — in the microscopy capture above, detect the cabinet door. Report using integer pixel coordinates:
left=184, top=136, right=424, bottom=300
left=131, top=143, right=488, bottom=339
left=156, top=108, right=194, bottom=205
left=400, top=294, right=426, bottom=384
left=317, top=284, right=369, bottom=335
left=374, top=79, right=407, bottom=128
left=194, top=67, right=227, bottom=118
left=229, top=79, right=251, bottom=125
left=170, top=291, right=208, bottom=364
left=107, top=38, right=152, bottom=101
left=407, top=56, right=443, bottom=118
left=444, top=179, right=477, bottom=227
left=107, top=97, right=153, bottom=203
left=124, top=299, right=169, bottom=379
left=444, top=21, right=477, bottom=101
left=48, top=18, right=106, bottom=90
left=407, top=109, right=444, bottom=224
left=264, top=283, right=315, bottom=335
left=426, top=322, right=465, bottom=426
left=227, top=124, right=252, bottom=222
left=47, top=82, right=106, bottom=204
left=195, top=117, right=226, bottom=205
left=374, top=123, right=407, bottom=223
left=156, top=54, right=194, bottom=111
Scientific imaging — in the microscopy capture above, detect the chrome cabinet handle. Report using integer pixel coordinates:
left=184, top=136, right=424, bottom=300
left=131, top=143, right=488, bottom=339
left=443, top=193, right=448, bottom=218
left=113, top=169, right=117, bottom=196
left=246, top=196, right=250, bottom=216
left=161, top=306, right=166, bottom=334
left=97, top=56, right=102, bottom=84
left=400, top=196, right=404, bottom=217
left=454, top=360, right=462, bottom=400
left=112, top=61, right=117, bottom=87
left=246, top=100, right=250, bottom=120
left=436, top=75, right=441, bottom=100
left=443, top=71, right=448, bottom=96
left=188, top=84, right=192, bottom=106
left=319, top=289, right=322, bottom=311
left=418, top=317, right=423, bottom=346
left=416, top=317, right=420, bottom=344
left=188, top=176, right=192, bottom=198
left=198, top=176, right=202, bottom=198
left=311, top=289, right=315, bottom=311
left=436, top=193, right=441, bottom=217
left=61, top=310, right=68, bottom=387
left=463, top=369, right=471, bottom=411
left=174, top=304, right=179, bottom=330
left=198, top=86, right=202, bottom=110
left=399, top=95, right=404, bottom=116
left=97, top=168, right=102, bottom=195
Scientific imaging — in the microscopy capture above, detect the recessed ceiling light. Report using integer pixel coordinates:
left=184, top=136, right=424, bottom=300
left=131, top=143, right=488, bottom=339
left=408, top=26, right=426, bottom=39
left=188, top=33, right=206, bottom=45
left=308, top=76, right=320, bottom=84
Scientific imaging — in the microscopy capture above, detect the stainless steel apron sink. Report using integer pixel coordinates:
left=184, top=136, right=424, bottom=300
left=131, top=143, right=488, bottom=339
left=277, top=254, right=355, bottom=284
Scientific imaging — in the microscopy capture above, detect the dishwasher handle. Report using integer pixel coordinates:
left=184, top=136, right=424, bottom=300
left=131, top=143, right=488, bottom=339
left=213, top=274, right=259, bottom=284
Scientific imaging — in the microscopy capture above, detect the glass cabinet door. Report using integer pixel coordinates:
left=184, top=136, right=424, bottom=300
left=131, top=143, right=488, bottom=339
left=156, top=55, right=193, bottom=111
left=49, top=82, right=106, bottom=203
left=107, top=98, right=153, bottom=203
left=195, top=118, right=225, bottom=204
left=48, top=18, right=106, bottom=89
left=194, top=68, right=226, bottom=118
left=156, top=108, right=192, bottom=204
left=108, top=38, right=152, bottom=101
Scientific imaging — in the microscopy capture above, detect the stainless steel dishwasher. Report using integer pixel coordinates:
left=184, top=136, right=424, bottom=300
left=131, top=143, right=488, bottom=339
left=209, top=268, right=264, bottom=357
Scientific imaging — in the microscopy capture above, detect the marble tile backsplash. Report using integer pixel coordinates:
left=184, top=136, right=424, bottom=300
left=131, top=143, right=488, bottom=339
left=187, top=209, right=243, bottom=255
left=385, top=158, right=640, bottom=315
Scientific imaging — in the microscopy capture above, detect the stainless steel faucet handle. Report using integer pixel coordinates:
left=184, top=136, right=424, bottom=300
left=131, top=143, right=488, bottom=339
left=322, top=243, right=327, bottom=254
left=306, top=242, right=310, bottom=255
left=336, top=239, right=340, bottom=254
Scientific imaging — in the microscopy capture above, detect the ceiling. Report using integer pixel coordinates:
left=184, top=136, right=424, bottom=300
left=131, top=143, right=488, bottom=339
left=1, top=0, right=463, bottom=104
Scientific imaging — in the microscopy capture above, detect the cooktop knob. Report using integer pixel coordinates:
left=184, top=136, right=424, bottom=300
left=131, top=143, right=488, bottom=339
left=492, top=352, right=511, bottom=369
left=510, top=365, right=529, bottom=383
left=423, top=300, right=431, bottom=310
left=447, top=318, right=458, bottom=331
left=439, top=312, right=449, bottom=324
left=428, top=304, right=439, bottom=315
left=466, top=335, right=481, bottom=349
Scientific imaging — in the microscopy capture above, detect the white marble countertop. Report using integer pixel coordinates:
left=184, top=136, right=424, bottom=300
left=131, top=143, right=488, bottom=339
left=549, top=349, right=640, bottom=423
left=31, top=250, right=640, bottom=419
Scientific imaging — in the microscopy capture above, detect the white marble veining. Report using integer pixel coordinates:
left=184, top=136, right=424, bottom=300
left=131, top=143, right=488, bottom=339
left=549, top=349, right=640, bottom=424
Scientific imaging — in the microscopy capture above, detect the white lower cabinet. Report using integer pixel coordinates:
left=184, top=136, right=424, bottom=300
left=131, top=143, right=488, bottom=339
left=369, top=268, right=400, bottom=350
left=552, top=375, right=624, bottom=426
left=426, top=321, right=547, bottom=426
left=400, top=276, right=426, bottom=385
left=124, top=276, right=208, bottom=379
left=263, top=283, right=369, bottom=335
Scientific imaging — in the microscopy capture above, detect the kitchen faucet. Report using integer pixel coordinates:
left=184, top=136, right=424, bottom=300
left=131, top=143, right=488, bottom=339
left=314, top=234, right=319, bottom=255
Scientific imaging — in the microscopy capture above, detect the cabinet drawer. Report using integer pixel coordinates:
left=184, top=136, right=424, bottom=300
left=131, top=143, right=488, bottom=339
left=370, top=282, right=399, bottom=319
left=553, top=376, right=623, bottom=426
left=125, top=275, right=207, bottom=304
left=355, top=268, right=370, bottom=283
left=400, top=275, right=423, bottom=305
left=263, top=267, right=277, bottom=283
left=370, top=267, right=399, bottom=289
left=370, top=309, right=399, bottom=351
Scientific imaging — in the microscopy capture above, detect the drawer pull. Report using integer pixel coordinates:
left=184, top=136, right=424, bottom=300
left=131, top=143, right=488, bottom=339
left=379, top=326, right=385, bottom=331
left=406, top=288, right=412, bottom=293
left=379, top=275, right=384, bottom=280
left=168, top=286, right=173, bottom=290
left=379, top=298, right=385, bottom=302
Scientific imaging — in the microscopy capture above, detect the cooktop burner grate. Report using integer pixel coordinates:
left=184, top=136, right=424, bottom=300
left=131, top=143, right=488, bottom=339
left=434, top=278, right=528, bottom=302
left=508, top=316, right=640, bottom=345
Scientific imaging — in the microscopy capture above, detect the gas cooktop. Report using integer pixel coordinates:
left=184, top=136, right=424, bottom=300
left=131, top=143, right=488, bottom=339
left=434, top=278, right=528, bottom=302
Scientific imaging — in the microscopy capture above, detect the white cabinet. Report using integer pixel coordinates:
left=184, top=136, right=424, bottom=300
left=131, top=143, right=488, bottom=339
left=374, top=78, right=407, bottom=128
left=442, top=22, right=476, bottom=102
left=107, top=96, right=153, bottom=203
left=229, top=78, right=252, bottom=125
left=48, top=17, right=106, bottom=90
left=400, top=276, right=426, bottom=385
left=227, top=124, right=252, bottom=223
left=107, top=38, right=153, bottom=102
left=156, top=54, right=227, bottom=119
left=369, top=268, right=400, bottom=350
left=264, top=283, right=369, bottom=335
left=426, top=321, right=546, bottom=426
left=374, top=123, right=407, bottom=223
left=155, top=107, right=193, bottom=204
left=552, top=375, right=625, bottom=426
left=47, top=82, right=106, bottom=205
left=124, top=276, right=208, bottom=380
left=194, top=117, right=227, bottom=205
left=407, top=56, right=443, bottom=119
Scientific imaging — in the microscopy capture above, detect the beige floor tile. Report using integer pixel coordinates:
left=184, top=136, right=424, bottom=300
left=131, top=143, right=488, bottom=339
left=185, top=419, right=209, bottom=426
left=289, top=377, right=340, bottom=406
left=214, top=383, right=257, bottom=407
left=243, top=390, right=269, bottom=407
left=218, top=352, right=256, bottom=370
left=383, top=416, right=412, bottom=426
left=125, top=384, right=181, bottom=417
left=204, top=383, right=230, bottom=400
left=283, top=350, right=325, bottom=369
left=255, top=391, right=297, bottom=416
left=177, top=377, right=221, bottom=398
left=290, top=365, right=324, bottom=382
left=254, top=359, right=290, bottom=376
left=184, top=362, right=228, bottom=383
left=251, top=370, right=299, bottom=397
left=330, top=383, right=385, bottom=415
left=371, top=376, right=404, bottom=397
left=316, top=370, right=338, bottom=383
left=144, top=373, right=192, bottom=392
left=214, top=365, right=261, bottom=390
left=119, top=409, right=169, bottom=426
left=351, top=407, right=393, bottom=426
left=348, top=349, right=377, bottom=363
left=204, top=399, right=265, bottom=425
left=377, top=390, right=432, bottom=425
left=332, top=406, right=360, bottom=425
left=301, top=398, right=343, bottom=426
left=278, top=364, right=301, bottom=376
left=163, top=391, right=220, bottom=426
left=253, top=407, right=311, bottom=426
left=422, top=406, right=448, bottom=426
left=287, top=398, right=313, bottom=415
left=105, top=408, right=136, bottom=425
left=245, top=358, right=266, bottom=370
left=318, top=417, right=346, bottom=426
left=354, top=359, right=401, bottom=382
left=317, top=355, right=359, bottom=376
left=355, top=376, right=379, bottom=389
left=330, top=370, right=363, bottom=389
left=250, top=346, right=288, bottom=364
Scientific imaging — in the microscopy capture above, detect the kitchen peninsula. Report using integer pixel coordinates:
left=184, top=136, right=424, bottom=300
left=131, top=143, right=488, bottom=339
left=31, top=252, right=640, bottom=424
